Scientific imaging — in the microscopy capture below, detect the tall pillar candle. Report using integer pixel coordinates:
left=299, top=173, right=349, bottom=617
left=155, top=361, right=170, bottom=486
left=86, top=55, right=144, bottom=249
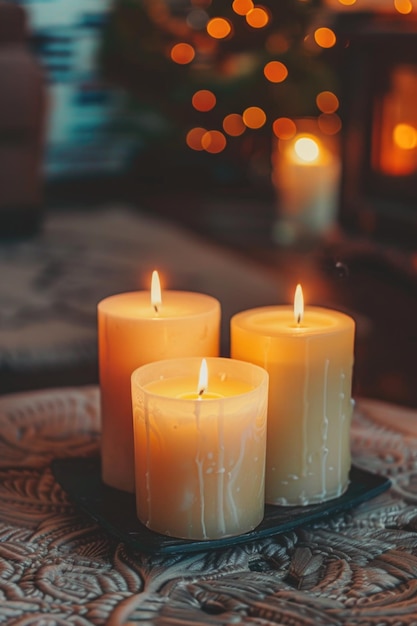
left=231, top=288, right=355, bottom=506
left=131, top=357, right=268, bottom=540
left=98, top=285, right=220, bottom=493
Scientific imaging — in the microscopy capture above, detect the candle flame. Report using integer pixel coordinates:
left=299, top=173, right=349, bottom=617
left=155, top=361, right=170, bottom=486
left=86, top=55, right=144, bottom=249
left=294, top=284, right=304, bottom=325
left=151, top=270, right=162, bottom=313
left=294, top=136, right=320, bottom=163
left=198, top=359, right=208, bottom=396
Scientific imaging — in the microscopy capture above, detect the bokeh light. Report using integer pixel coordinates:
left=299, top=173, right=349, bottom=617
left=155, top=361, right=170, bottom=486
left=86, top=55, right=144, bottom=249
left=318, top=113, right=342, bottom=135
left=264, top=61, right=288, bottom=83
left=192, top=89, right=216, bottom=112
left=201, top=130, right=227, bottom=153
left=246, top=6, right=270, bottom=28
left=393, top=123, right=417, bottom=149
left=223, top=113, right=246, bottom=136
left=272, top=117, right=297, bottom=139
left=316, top=91, right=339, bottom=114
left=394, top=0, right=413, bottom=14
left=207, top=17, right=232, bottom=39
left=232, top=0, right=254, bottom=15
left=186, top=127, right=207, bottom=150
left=170, top=43, right=195, bottom=65
left=314, top=27, right=337, bottom=49
left=338, top=0, right=357, bottom=5
left=243, top=106, right=267, bottom=129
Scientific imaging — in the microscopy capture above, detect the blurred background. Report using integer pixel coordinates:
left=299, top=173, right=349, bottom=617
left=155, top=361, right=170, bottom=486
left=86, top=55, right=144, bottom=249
left=0, top=0, right=416, bottom=408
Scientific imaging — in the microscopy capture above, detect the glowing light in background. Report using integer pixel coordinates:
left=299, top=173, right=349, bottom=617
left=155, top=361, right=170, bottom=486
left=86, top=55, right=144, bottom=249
left=337, top=0, right=357, bottom=5
left=264, top=61, right=288, bottom=83
left=186, top=127, right=207, bottom=151
left=393, top=123, right=417, bottom=149
left=207, top=17, right=232, bottom=39
left=170, top=43, right=195, bottom=64
left=314, top=27, right=337, bottom=49
left=232, top=0, right=254, bottom=15
left=192, top=89, right=216, bottom=111
left=243, top=106, right=267, bottom=129
left=394, top=0, right=413, bottom=14
left=294, top=137, right=320, bottom=163
left=223, top=113, right=246, bottom=136
left=201, top=130, right=227, bottom=153
left=246, top=6, right=270, bottom=28
left=272, top=117, right=297, bottom=139
left=318, top=113, right=342, bottom=135
left=316, top=91, right=339, bottom=114
left=266, top=33, right=290, bottom=54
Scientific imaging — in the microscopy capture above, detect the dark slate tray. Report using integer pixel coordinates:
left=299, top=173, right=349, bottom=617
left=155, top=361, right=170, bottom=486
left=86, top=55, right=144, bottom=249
left=51, top=456, right=391, bottom=555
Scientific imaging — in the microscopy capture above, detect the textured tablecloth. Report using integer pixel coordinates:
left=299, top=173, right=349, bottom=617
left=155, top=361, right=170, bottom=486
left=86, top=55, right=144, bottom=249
left=1, top=387, right=417, bottom=625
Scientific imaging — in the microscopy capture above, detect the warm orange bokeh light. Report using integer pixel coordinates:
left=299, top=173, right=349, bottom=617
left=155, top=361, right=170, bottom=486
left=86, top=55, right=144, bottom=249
left=318, top=113, right=342, bottom=135
left=394, top=0, right=413, bottom=14
left=338, top=0, right=357, bottom=5
left=223, top=113, right=246, bottom=136
left=316, top=91, right=339, bottom=114
left=232, top=0, right=254, bottom=15
left=201, top=130, right=227, bottom=153
left=393, top=123, right=417, bottom=149
left=192, top=89, right=216, bottom=112
left=170, top=43, right=195, bottom=65
left=243, top=106, right=267, bottom=129
left=186, top=127, right=207, bottom=151
left=264, top=61, right=288, bottom=83
left=314, top=27, right=336, bottom=49
left=207, top=17, right=232, bottom=39
left=272, top=117, right=297, bottom=140
left=246, top=6, right=270, bottom=28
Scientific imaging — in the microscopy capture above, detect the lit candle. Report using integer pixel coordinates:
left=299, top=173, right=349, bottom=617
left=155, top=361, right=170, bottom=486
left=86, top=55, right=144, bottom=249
left=230, top=286, right=355, bottom=506
left=272, top=120, right=341, bottom=243
left=98, top=272, right=221, bottom=493
left=131, top=356, right=268, bottom=540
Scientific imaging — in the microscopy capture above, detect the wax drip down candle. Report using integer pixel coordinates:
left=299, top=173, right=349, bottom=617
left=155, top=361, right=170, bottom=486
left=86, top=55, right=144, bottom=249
left=98, top=272, right=221, bottom=493
left=131, top=357, right=269, bottom=540
left=231, top=285, right=355, bottom=506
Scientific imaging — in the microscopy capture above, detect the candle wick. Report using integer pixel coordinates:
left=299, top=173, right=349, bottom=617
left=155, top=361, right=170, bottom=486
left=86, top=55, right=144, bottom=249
left=154, top=304, right=159, bottom=314
left=297, top=314, right=301, bottom=325
left=198, top=387, right=205, bottom=397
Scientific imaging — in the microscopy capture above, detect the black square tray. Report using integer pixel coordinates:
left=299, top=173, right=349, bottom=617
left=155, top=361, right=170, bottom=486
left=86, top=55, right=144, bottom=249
left=51, top=456, right=390, bottom=555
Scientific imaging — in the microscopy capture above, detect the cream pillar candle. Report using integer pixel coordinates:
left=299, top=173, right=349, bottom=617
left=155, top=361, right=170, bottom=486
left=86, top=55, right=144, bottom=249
left=98, top=276, right=220, bottom=493
left=131, top=357, right=268, bottom=540
left=231, top=286, right=355, bottom=506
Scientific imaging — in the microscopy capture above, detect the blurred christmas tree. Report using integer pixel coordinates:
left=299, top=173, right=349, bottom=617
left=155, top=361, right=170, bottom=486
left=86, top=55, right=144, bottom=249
left=100, top=0, right=338, bottom=192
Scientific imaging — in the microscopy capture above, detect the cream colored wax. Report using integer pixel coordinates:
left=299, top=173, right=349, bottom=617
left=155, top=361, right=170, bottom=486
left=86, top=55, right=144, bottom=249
left=231, top=305, right=355, bottom=505
left=98, top=291, right=220, bottom=492
left=131, top=357, right=268, bottom=540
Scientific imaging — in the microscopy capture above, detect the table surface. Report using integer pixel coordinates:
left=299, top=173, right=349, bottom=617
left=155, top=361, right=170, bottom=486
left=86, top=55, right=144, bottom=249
left=1, top=386, right=417, bottom=625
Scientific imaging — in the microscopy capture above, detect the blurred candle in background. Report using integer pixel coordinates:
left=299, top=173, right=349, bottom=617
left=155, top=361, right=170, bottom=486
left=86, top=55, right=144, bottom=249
left=272, top=118, right=341, bottom=245
left=98, top=272, right=221, bottom=493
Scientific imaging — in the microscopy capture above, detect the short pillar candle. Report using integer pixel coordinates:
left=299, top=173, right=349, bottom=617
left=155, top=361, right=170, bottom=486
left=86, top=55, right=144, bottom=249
left=230, top=286, right=355, bottom=506
left=98, top=280, right=220, bottom=493
left=131, top=357, right=269, bottom=540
